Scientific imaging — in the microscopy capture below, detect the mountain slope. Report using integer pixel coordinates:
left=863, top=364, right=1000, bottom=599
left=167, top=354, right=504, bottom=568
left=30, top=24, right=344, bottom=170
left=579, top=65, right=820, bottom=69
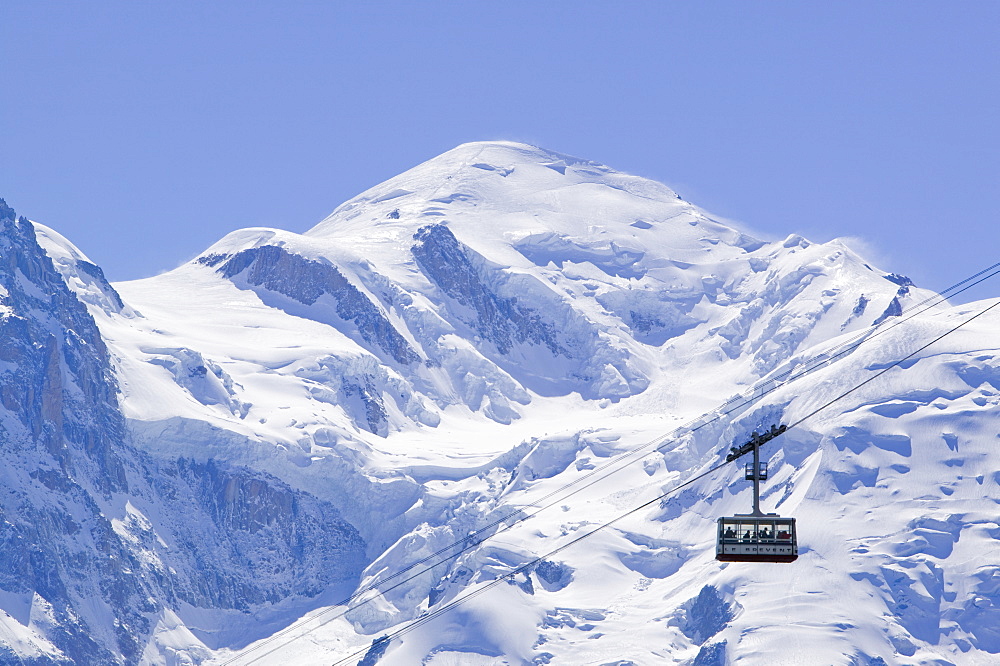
left=0, top=201, right=368, bottom=665
left=0, top=141, right=996, bottom=665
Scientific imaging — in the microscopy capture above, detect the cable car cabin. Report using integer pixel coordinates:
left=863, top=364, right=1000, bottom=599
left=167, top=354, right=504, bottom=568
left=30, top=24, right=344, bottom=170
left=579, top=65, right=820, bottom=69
left=716, top=515, right=797, bottom=563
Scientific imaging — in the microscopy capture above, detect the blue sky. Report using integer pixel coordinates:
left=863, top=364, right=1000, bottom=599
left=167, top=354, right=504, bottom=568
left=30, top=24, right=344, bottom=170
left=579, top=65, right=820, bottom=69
left=3, top=2, right=998, bottom=301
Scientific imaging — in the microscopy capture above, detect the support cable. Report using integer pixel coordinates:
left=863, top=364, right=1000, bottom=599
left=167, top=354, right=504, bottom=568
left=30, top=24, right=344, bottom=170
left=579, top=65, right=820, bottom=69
left=787, top=297, right=1000, bottom=430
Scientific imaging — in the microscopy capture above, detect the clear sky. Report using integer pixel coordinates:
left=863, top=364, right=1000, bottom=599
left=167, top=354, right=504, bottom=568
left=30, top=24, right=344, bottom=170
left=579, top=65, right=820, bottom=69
left=3, top=2, right=998, bottom=301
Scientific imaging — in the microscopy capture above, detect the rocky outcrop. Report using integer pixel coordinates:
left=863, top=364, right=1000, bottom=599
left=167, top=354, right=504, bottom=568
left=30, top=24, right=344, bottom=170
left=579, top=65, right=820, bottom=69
left=0, top=201, right=149, bottom=662
left=412, top=223, right=648, bottom=400
left=203, top=245, right=419, bottom=365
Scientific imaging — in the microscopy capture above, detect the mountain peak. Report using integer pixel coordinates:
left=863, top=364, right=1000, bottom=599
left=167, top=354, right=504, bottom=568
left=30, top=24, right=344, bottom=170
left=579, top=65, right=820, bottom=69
left=430, top=140, right=602, bottom=169
left=304, top=140, right=685, bottom=248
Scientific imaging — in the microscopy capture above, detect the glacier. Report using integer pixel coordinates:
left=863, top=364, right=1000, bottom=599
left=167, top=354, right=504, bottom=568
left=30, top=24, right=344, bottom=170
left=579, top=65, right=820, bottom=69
left=0, top=141, right=998, bottom=665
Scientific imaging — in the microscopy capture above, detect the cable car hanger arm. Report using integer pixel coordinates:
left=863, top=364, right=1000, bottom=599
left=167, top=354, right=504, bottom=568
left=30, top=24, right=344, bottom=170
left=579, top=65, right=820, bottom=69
left=725, top=423, right=787, bottom=462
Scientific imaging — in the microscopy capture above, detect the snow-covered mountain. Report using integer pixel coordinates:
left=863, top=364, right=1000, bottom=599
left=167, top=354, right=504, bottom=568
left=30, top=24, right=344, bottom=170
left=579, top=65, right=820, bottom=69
left=1, top=141, right=998, bottom=665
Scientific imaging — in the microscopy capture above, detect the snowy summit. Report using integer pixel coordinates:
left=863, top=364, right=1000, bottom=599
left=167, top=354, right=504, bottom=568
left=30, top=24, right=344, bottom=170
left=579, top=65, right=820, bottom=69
left=0, top=142, right=998, bottom=665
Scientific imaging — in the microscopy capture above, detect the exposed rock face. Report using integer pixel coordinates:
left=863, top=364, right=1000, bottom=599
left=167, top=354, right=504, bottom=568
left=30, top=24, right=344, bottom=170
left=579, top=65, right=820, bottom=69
left=154, top=458, right=366, bottom=611
left=205, top=245, right=419, bottom=366
left=413, top=223, right=567, bottom=357
left=0, top=201, right=147, bottom=662
left=0, top=201, right=127, bottom=491
left=677, top=585, right=733, bottom=645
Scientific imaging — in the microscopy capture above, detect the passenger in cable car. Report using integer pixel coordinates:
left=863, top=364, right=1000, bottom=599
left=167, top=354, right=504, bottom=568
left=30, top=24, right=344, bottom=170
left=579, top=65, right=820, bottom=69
left=777, top=530, right=789, bottom=540
left=724, top=527, right=736, bottom=539
left=759, top=527, right=771, bottom=540
left=743, top=530, right=752, bottom=541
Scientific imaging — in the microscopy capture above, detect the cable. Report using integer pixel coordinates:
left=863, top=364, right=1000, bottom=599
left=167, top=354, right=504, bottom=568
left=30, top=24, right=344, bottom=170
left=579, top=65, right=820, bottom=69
left=329, top=459, right=733, bottom=666
left=220, top=262, right=1000, bottom=665
left=709, top=262, right=1000, bottom=418
left=787, top=297, right=1000, bottom=430
left=328, top=292, right=1000, bottom=666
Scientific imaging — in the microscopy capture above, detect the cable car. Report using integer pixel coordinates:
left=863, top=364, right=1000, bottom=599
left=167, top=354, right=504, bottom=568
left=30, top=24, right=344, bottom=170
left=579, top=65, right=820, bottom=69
left=716, top=514, right=797, bottom=562
left=716, top=425, right=798, bottom=563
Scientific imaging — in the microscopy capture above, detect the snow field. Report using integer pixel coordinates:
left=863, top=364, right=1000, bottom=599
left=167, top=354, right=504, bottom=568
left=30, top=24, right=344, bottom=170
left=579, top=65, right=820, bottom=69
left=12, top=141, right=999, bottom=664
